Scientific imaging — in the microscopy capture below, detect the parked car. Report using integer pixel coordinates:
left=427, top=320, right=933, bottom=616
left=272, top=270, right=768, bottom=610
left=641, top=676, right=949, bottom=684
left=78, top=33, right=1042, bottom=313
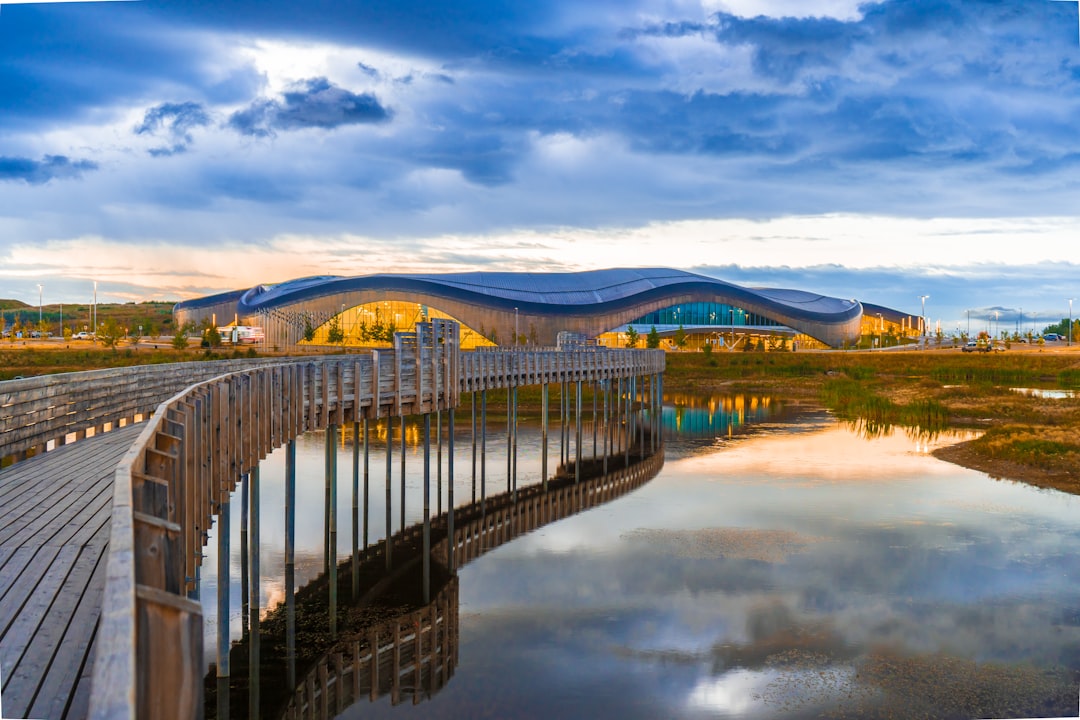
left=73, top=331, right=92, bottom=340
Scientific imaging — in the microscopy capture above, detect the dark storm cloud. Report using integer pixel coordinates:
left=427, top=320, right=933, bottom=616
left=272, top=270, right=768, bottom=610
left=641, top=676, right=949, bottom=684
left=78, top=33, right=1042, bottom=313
left=0, top=155, right=97, bottom=184
left=135, top=101, right=211, bottom=156
left=227, top=78, right=390, bottom=137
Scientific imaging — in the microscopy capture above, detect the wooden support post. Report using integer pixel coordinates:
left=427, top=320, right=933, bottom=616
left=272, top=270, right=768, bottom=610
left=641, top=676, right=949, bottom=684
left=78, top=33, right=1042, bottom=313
left=471, top=392, right=477, bottom=504
left=385, top=418, right=393, bottom=571
left=575, top=380, right=582, bottom=484
left=423, top=413, right=431, bottom=605
left=448, top=409, right=455, bottom=572
left=541, top=383, right=548, bottom=492
left=240, top=473, right=249, bottom=635
left=352, top=420, right=360, bottom=600
left=436, top=410, right=443, bottom=516
left=480, top=390, right=487, bottom=512
left=329, top=423, right=338, bottom=639
left=216, top=493, right=230, bottom=720
left=505, top=386, right=512, bottom=493
left=510, top=386, right=517, bottom=501
left=603, top=380, right=609, bottom=476
left=593, top=382, right=598, bottom=459
left=249, top=465, right=261, bottom=720
left=399, top=414, right=406, bottom=533
left=286, top=439, right=296, bottom=690
left=363, top=418, right=370, bottom=552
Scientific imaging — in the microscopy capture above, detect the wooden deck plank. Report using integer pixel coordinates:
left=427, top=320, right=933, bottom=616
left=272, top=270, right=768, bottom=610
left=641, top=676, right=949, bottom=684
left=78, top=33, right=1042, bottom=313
left=0, top=545, right=63, bottom=634
left=64, top=622, right=99, bottom=720
left=1, top=535, right=104, bottom=718
left=0, top=423, right=141, bottom=720
left=29, top=531, right=109, bottom=720
left=0, top=426, right=140, bottom=537
left=0, top=426, right=138, bottom=504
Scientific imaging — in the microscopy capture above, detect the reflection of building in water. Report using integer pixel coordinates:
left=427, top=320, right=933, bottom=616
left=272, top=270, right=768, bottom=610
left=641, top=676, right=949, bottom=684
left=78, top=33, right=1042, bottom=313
left=661, top=394, right=787, bottom=439
left=222, top=450, right=666, bottom=719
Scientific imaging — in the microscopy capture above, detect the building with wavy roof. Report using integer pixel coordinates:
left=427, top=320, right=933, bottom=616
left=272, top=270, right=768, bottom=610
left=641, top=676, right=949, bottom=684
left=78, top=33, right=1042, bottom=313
left=173, top=268, right=866, bottom=349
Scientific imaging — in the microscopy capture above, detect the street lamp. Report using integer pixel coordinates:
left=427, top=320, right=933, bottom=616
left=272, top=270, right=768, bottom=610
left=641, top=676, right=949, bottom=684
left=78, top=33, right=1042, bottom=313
left=876, top=312, right=883, bottom=348
left=37, top=283, right=43, bottom=329
left=919, top=295, right=929, bottom=346
left=514, top=307, right=519, bottom=346
left=1069, top=298, right=1075, bottom=346
left=966, top=309, right=970, bottom=338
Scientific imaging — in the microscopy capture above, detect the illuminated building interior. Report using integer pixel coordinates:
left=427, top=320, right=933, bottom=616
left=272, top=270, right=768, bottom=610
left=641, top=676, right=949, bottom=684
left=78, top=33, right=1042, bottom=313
left=301, top=300, right=496, bottom=349
left=595, top=301, right=828, bottom=350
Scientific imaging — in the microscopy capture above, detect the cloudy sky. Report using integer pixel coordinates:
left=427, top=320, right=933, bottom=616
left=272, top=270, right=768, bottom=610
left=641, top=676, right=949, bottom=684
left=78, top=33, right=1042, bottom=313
left=1, top=0, right=1079, bottom=331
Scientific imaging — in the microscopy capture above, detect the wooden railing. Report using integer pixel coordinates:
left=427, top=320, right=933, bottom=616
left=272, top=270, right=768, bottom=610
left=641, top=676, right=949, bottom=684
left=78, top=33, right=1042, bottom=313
left=80, top=322, right=663, bottom=720
left=0, top=358, right=310, bottom=464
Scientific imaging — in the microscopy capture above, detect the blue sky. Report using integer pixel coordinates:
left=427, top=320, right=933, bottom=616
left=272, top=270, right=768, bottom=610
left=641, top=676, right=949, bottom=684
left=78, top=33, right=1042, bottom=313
left=1, top=0, right=1078, bottom=331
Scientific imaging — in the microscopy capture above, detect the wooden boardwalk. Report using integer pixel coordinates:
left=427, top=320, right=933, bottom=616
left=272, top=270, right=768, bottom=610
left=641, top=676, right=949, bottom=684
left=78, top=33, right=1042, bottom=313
left=0, top=423, right=144, bottom=720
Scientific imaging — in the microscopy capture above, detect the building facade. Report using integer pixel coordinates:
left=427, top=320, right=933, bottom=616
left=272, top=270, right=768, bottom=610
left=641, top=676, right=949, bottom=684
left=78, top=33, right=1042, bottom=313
left=173, top=268, right=865, bottom=349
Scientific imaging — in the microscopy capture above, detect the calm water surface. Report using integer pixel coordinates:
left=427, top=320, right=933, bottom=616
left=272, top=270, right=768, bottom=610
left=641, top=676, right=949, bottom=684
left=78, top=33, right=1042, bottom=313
left=203, top=395, right=1080, bottom=719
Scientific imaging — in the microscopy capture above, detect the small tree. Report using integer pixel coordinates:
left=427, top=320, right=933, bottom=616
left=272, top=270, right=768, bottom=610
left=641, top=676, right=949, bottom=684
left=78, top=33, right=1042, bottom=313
left=625, top=326, right=639, bottom=348
left=302, top=315, right=316, bottom=343
left=172, top=321, right=195, bottom=350
left=673, top=324, right=687, bottom=350
left=202, top=319, right=222, bottom=348
left=327, top=316, right=344, bottom=345
left=646, top=326, right=661, bottom=349
left=98, top=319, right=124, bottom=351
left=702, top=341, right=712, bottom=357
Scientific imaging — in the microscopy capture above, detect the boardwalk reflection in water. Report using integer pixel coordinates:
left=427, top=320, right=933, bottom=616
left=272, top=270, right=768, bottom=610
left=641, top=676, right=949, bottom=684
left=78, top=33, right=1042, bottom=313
left=203, top=411, right=665, bottom=719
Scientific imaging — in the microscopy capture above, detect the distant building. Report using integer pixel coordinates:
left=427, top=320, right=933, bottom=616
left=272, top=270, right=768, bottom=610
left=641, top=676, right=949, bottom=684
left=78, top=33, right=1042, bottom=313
left=173, top=268, right=865, bottom=350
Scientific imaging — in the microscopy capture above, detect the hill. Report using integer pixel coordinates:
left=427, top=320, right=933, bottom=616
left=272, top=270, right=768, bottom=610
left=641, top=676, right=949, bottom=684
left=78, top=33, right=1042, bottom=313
left=1, top=300, right=177, bottom=335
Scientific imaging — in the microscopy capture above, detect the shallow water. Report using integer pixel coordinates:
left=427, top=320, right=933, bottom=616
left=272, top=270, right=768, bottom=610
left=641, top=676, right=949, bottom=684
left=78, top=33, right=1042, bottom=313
left=1010, top=386, right=1077, bottom=399
left=202, top=395, right=1080, bottom=719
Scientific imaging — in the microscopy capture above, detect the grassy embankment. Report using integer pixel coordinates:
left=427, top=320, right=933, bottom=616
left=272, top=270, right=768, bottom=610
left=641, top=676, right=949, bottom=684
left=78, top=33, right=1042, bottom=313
left=664, top=350, right=1080, bottom=495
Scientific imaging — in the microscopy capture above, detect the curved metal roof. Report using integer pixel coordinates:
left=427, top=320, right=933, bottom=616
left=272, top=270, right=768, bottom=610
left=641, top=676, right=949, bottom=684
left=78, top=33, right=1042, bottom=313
left=174, top=268, right=863, bottom=345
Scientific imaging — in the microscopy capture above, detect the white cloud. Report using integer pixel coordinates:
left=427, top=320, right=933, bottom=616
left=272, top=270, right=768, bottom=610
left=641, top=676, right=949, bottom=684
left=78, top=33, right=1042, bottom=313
left=702, top=0, right=876, bottom=21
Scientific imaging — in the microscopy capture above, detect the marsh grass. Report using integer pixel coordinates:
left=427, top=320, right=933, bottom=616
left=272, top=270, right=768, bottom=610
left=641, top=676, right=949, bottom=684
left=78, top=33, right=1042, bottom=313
left=666, top=352, right=1080, bottom=488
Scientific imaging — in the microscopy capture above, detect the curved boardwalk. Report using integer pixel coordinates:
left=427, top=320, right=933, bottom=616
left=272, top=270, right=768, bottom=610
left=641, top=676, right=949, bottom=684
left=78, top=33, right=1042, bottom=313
left=0, top=323, right=664, bottom=719
left=0, top=423, right=144, bottom=720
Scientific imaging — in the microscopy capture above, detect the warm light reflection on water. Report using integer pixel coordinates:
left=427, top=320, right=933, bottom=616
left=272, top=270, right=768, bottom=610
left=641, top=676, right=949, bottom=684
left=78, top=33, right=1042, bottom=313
left=202, top=395, right=1080, bottom=719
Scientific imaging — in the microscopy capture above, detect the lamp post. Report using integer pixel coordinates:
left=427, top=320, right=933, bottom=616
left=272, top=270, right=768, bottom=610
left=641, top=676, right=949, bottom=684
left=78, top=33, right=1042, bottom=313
left=37, top=283, right=43, bottom=330
left=729, top=308, right=734, bottom=349
left=93, top=281, right=97, bottom=344
left=876, top=313, right=883, bottom=349
left=919, top=295, right=929, bottom=347
left=966, top=309, right=970, bottom=338
left=1069, top=298, right=1074, bottom=346
left=514, top=307, right=518, bottom=346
